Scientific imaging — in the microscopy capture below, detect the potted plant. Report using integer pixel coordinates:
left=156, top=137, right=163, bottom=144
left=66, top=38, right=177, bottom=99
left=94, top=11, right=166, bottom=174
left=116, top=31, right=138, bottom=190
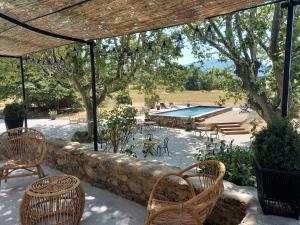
left=3, top=102, right=26, bottom=130
left=49, top=110, right=58, bottom=120
left=252, top=116, right=300, bottom=219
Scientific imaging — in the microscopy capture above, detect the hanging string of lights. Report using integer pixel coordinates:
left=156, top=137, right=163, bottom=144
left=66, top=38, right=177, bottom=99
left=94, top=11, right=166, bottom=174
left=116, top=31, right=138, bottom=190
left=24, top=25, right=213, bottom=65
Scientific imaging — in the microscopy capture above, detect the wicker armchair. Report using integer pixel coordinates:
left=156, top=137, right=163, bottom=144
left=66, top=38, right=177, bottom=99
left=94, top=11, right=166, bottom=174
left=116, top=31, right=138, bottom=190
left=144, top=160, right=225, bottom=225
left=0, top=128, right=46, bottom=185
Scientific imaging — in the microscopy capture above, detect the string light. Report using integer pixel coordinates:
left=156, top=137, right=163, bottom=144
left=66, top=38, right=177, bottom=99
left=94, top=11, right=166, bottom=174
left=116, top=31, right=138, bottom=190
left=194, top=26, right=201, bottom=41
left=161, top=41, right=168, bottom=54
left=147, top=43, right=153, bottom=57
left=111, top=48, right=117, bottom=57
left=123, top=48, right=129, bottom=60
left=206, top=25, right=213, bottom=41
left=102, top=45, right=108, bottom=56
left=135, top=48, right=140, bottom=58
left=176, top=34, right=184, bottom=48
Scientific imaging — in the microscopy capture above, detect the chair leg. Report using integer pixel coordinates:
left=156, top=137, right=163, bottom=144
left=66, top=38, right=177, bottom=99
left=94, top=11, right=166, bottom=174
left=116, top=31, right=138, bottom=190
left=0, top=170, right=2, bottom=187
left=157, top=147, right=161, bottom=156
left=4, top=169, right=8, bottom=183
left=37, top=165, right=45, bottom=178
left=164, top=147, right=169, bottom=156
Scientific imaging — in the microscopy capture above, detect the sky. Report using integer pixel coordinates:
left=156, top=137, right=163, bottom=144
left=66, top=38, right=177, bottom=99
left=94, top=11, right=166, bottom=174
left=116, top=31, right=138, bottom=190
left=177, top=42, right=198, bottom=65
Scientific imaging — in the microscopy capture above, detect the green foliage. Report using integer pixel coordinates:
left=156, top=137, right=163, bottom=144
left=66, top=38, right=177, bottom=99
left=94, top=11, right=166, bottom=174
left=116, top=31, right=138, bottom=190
left=71, top=131, right=91, bottom=143
left=116, top=91, right=132, bottom=105
left=48, top=110, right=57, bottom=116
left=71, top=130, right=108, bottom=143
left=196, top=145, right=255, bottom=186
left=0, top=58, right=81, bottom=111
left=32, top=30, right=187, bottom=137
left=185, top=67, right=228, bottom=91
left=3, top=102, right=26, bottom=120
left=123, top=144, right=138, bottom=158
left=133, top=62, right=192, bottom=96
left=185, top=5, right=300, bottom=120
left=252, top=116, right=300, bottom=171
left=216, top=74, right=245, bottom=106
left=99, top=105, right=137, bottom=153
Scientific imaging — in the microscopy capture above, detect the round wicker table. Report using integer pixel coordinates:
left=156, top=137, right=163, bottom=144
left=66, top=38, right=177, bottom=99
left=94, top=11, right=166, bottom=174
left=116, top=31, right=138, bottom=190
left=20, top=175, right=85, bottom=225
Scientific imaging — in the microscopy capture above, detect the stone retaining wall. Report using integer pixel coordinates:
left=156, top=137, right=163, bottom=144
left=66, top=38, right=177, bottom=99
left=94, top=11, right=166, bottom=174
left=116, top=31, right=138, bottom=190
left=46, top=139, right=195, bottom=204
left=45, top=138, right=247, bottom=225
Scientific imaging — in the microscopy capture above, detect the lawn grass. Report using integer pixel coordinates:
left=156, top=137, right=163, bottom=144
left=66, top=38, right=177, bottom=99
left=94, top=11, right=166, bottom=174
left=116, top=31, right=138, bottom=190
left=0, top=89, right=245, bottom=119
left=101, top=89, right=245, bottom=111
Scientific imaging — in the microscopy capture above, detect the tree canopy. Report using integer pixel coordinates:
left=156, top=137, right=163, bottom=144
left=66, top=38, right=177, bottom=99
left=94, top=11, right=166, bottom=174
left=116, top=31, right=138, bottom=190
left=186, top=3, right=300, bottom=120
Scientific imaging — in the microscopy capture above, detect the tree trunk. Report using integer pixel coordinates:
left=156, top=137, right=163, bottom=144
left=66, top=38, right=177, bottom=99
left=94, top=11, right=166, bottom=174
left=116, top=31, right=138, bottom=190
left=85, top=101, right=94, bottom=141
left=235, top=61, right=280, bottom=121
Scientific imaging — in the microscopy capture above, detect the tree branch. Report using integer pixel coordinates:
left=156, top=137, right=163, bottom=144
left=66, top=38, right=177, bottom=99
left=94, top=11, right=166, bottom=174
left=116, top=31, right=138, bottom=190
left=209, top=19, right=240, bottom=60
left=234, top=14, right=251, bottom=62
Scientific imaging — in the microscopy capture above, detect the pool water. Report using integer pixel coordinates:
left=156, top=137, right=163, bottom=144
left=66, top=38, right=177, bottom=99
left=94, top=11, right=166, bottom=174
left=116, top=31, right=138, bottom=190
left=157, top=106, right=224, bottom=117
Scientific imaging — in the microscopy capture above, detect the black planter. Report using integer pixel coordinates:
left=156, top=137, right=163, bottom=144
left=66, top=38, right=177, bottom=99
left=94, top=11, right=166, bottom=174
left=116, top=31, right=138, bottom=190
left=4, top=117, right=24, bottom=130
left=254, top=159, right=300, bottom=219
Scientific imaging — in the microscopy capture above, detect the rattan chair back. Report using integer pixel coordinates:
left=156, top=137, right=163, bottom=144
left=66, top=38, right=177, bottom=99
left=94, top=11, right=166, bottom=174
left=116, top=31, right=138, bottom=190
left=0, top=128, right=46, bottom=165
left=0, top=127, right=46, bottom=183
left=144, top=160, right=225, bottom=225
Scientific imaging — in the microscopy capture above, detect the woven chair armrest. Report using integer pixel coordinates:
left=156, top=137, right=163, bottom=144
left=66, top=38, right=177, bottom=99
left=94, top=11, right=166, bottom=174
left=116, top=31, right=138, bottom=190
left=179, top=160, right=222, bottom=175
left=36, top=142, right=47, bottom=165
left=148, top=173, right=196, bottom=205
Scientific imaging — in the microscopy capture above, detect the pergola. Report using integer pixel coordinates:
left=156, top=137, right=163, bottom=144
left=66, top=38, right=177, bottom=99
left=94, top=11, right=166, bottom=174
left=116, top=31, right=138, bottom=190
left=0, top=0, right=298, bottom=151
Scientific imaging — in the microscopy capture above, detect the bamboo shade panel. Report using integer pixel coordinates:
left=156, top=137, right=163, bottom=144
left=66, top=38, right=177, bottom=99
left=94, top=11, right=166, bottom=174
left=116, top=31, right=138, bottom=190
left=0, top=0, right=278, bottom=56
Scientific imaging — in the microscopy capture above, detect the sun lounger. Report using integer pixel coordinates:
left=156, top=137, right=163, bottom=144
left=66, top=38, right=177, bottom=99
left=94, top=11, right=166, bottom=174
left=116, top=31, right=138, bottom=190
left=159, top=103, right=169, bottom=109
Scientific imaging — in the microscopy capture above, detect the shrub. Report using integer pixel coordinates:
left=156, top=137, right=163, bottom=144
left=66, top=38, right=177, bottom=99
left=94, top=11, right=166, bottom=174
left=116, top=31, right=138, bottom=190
left=3, top=102, right=26, bottom=120
left=196, top=145, right=255, bottom=186
left=99, top=105, right=137, bottom=153
left=252, top=116, right=300, bottom=171
left=116, top=92, right=132, bottom=105
left=49, top=110, right=57, bottom=116
left=71, top=131, right=90, bottom=143
left=71, top=130, right=107, bottom=144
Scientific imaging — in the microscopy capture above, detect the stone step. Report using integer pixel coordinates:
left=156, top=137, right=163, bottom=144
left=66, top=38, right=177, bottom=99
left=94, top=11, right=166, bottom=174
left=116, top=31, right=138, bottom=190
left=219, top=127, right=245, bottom=131
left=216, top=123, right=241, bottom=128
left=222, top=130, right=250, bottom=135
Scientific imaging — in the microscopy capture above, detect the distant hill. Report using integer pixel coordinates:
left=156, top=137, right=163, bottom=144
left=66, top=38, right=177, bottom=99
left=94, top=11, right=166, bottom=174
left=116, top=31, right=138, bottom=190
left=186, top=59, right=268, bottom=76
left=185, top=60, right=233, bottom=70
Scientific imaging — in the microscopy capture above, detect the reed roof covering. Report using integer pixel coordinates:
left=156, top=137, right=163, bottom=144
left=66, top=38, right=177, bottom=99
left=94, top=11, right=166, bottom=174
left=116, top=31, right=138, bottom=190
left=0, top=0, right=278, bottom=56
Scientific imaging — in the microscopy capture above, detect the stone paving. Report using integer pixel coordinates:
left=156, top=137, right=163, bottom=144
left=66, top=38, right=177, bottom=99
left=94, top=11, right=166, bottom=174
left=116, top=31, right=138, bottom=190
left=0, top=119, right=252, bottom=169
left=0, top=166, right=145, bottom=225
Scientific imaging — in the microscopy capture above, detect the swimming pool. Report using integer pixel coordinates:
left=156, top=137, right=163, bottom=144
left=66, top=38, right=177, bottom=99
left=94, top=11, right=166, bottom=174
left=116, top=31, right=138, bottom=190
left=148, top=105, right=231, bottom=129
left=156, top=106, right=225, bottom=117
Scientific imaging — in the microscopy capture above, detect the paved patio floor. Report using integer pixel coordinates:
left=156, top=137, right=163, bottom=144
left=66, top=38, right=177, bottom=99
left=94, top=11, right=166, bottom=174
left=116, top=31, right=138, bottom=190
left=0, top=119, right=252, bottom=169
left=0, top=166, right=145, bottom=225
